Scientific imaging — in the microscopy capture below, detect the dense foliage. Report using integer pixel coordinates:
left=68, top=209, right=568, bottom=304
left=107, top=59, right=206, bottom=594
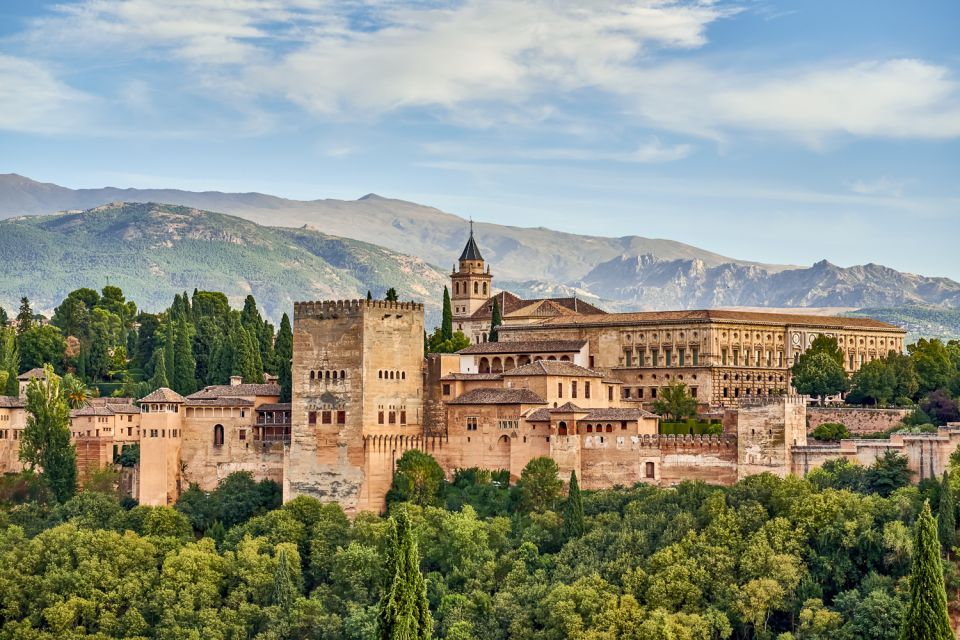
left=0, top=450, right=957, bottom=640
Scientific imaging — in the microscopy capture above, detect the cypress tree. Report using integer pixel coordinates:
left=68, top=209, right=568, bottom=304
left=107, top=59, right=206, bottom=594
left=244, top=327, right=264, bottom=384
left=76, top=342, right=87, bottom=381
left=376, top=510, right=433, bottom=640
left=272, top=548, right=295, bottom=611
left=441, top=286, right=453, bottom=341
left=16, top=297, right=33, bottom=334
left=489, top=296, right=502, bottom=342
left=562, top=470, right=585, bottom=539
left=173, top=319, right=197, bottom=395
left=150, top=349, right=169, bottom=389
left=900, top=501, right=952, bottom=640
left=367, top=290, right=373, bottom=301
left=939, top=472, right=956, bottom=556
left=275, top=314, right=293, bottom=402
left=385, top=288, right=399, bottom=302
left=164, top=320, right=176, bottom=383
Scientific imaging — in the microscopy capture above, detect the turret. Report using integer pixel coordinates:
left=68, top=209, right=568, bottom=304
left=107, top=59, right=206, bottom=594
left=451, top=220, right=493, bottom=318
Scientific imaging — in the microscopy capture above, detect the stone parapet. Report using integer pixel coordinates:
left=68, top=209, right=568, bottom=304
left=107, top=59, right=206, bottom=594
left=294, top=299, right=424, bottom=319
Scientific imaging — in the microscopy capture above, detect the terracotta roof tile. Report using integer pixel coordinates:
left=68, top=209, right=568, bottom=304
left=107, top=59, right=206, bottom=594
left=502, top=360, right=604, bottom=378
left=439, top=373, right=504, bottom=381
left=579, top=408, right=656, bottom=421
left=457, top=340, right=586, bottom=355
left=468, top=291, right=605, bottom=321
left=448, top=387, right=546, bottom=405
left=503, top=309, right=903, bottom=331
left=185, top=397, right=254, bottom=407
left=17, top=368, right=47, bottom=381
left=187, top=383, right=281, bottom=399
left=256, top=403, right=292, bottom=412
left=139, top=387, right=185, bottom=403
left=0, top=396, right=25, bottom=408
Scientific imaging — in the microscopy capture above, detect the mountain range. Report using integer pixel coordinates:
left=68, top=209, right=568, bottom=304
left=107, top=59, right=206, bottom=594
left=1, top=173, right=959, bottom=338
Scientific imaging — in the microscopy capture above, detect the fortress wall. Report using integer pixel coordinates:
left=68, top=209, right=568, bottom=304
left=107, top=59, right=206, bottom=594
left=806, top=407, right=910, bottom=434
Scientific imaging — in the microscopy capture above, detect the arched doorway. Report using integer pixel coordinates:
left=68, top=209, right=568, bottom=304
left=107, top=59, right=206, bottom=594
left=558, top=421, right=568, bottom=436
left=213, top=424, right=224, bottom=447
left=479, top=358, right=490, bottom=373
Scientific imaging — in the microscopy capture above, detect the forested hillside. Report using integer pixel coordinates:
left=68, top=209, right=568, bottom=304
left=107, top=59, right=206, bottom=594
left=0, top=202, right=447, bottom=322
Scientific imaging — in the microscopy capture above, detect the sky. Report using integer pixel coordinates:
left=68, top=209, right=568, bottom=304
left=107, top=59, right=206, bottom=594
left=1, top=0, right=959, bottom=279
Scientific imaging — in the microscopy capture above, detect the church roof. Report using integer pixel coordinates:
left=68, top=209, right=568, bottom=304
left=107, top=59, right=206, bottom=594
left=467, top=291, right=605, bottom=321
left=458, top=226, right=484, bottom=262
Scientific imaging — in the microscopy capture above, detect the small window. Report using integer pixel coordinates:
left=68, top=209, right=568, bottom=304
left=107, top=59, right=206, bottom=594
left=466, top=417, right=478, bottom=431
left=308, top=411, right=317, bottom=425
left=584, top=381, right=591, bottom=399
left=322, top=411, right=332, bottom=424
left=571, top=381, right=578, bottom=398
left=213, top=424, right=224, bottom=446
left=239, top=429, right=246, bottom=441
left=442, top=384, right=451, bottom=395
left=400, top=411, right=407, bottom=424
left=337, top=411, right=346, bottom=424
left=389, top=411, right=396, bottom=424
left=608, top=386, right=614, bottom=401
left=378, top=411, right=384, bottom=424
left=645, top=461, right=655, bottom=478
left=558, top=382, right=563, bottom=398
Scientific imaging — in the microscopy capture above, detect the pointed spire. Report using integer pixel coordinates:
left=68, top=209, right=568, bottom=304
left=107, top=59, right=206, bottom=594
left=458, top=219, right=484, bottom=261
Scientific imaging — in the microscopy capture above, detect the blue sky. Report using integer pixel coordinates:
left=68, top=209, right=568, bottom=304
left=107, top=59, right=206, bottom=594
left=1, top=0, right=959, bottom=279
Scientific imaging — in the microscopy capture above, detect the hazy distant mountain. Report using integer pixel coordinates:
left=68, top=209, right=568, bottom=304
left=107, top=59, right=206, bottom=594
left=0, top=173, right=788, bottom=283
left=580, top=255, right=960, bottom=310
left=0, top=202, right=447, bottom=321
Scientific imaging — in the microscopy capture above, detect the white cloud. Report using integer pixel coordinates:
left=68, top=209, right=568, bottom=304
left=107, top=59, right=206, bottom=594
left=0, top=55, right=93, bottom=134
left=12, top=1, right=960, bottom=144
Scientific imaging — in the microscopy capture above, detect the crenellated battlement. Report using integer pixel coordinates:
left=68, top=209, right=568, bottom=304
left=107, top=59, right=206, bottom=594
left=294, top=299, right=425, bottom=319
left=363, top=433, right=449, bottom=451
left=647, top=433, right=737, bottom=447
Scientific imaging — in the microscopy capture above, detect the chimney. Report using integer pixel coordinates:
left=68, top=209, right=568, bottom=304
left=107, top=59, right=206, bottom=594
left=229, top=375, right=243, bottom=386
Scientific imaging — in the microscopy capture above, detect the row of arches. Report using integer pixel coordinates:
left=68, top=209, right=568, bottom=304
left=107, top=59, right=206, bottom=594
left=310, top=370, right=346, bottom=381
left=378, top=370, right=407, bottom=380
left=477, top=354, right=570, bottom=374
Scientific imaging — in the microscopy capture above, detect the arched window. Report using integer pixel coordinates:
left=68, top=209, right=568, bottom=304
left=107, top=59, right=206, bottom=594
left=213, top=424, right=224, bottom=447
left=332, top=370, right=338, bottom=379
left=645, top=461, right=655, bottom=478
left=389, top=371, right=394, bottom=379
left=479, top=358, right=490, bottom=374
left=401, top=371, right=406, bottom=380
left=474, top=282, right=479, bottom=294
left=325, top=370, right=330, bottom=380
left=341, top=370, right=346, bottom=379
left=310, top=370, right=315, bottom=380
left=558, top=421, right=568, bottom=436
left=455, top=282, right=460, bottom=295
left=378, top=370, right=383, bottom=379
left=482, top=283, right=487, bottom=295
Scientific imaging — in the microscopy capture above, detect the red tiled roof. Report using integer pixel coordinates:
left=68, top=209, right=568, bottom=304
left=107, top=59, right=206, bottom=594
left=256, top=403, right=292, bottom=412
left=185, top=397, right=254, bottom=407
left=187, top=383, right=281, bottom=399
left=467, top=291, right=606, bottom=321
left=503, top=309, right=903, bottom=331
left=17, top=368, right=46, bottom=381
left=457, top=340, right=586, bottom=355
left=448, top=387, right=546, bottom=405
left=139, top=387, right=185, bottom=403
left=502, top=360, right=604, bottom=378
left=0, top=396, right=25, bottom=408
left=439, top=373, right=504, bottom=381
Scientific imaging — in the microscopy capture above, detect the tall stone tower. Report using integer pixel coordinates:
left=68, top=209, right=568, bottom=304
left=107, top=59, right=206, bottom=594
left=451, top=221, right=492, bottom=319
left=286, top=299, right=425, bottom=513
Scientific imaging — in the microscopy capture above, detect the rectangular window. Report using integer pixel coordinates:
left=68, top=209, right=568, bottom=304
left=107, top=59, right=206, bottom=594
left=778, top=352, right=784, bottom=367
left=756, top=350, right=762, bottom=366
left=400, top=411, right=406, bottom=425
left=337, top=411, right=346, bottom=424
left=733, top=350, right=739, bottom=366
left=466, top=417, right=478, bottom=431
left=389, top=411, right=396, bottom=424
left=150, top=429, right=158, bottom=438
left=625, top=350, right=632, bottom=367
left=589, top=356, right=595, bottom=368
left=442, top=384, right=451, bottom=395
left=692, top=347, right=699, bottom=366
left=322, top=411, right=332, bottom=424
left=558, top=382, right=563, bottom=398
left=571, top=381, right=578, bottom=398
left=766, top=351, right=772, bottom=367
left=691, top=387, right=698, bottom=398
left=723, top=387, right=729, bottom=398
left=651, top=388, right=658, bottom=399
left=651, top=349, right=659, bottom=367
left=849, top=353, right=854, bottom=369
left=722, top=349, right=728, bottom=365
left=378, top=411, right=384, bottom=424
left=638, top=388, right=645, bottom=399
left=678, top=348, right=685, bottom=366
left=308, top=411, right=317, bottom=425
left=239, top=429, right=246, bottom=441
left=584, top=382, right=591, bottom=399
left=608, top=386, right=613, bottom=401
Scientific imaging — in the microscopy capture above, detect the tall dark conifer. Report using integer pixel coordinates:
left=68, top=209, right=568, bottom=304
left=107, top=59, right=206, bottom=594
left=275, top=313, right=293, bottom=402
left=441, top=286, right=453, bottom=341
left=900, top=501, right=952, bottom=640
left=489, top=296, right=502, bottom=342
left=562, top=470, right=585, bottom=539
left=938, top=472, right=956, bottom=555
left=376, top=510, right=432, bottom=640
left=173, top=319, right=197, bottom=395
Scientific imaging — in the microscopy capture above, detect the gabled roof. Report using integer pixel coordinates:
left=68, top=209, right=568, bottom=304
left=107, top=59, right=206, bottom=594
left=0, top=396, right=25, bottom=408
left=553, top=402, right=585, bottom=412
left=502, top=360, right=604, bottom=378
left=448, top=387, right=546, bottom=405
left=468, top=291, right=605, bottom=321
left=457, top=340, right=586, bottom=355
left=187, top=383, right=281, bottom=399
left=459, top=228, right=484, bottom=261
left=71, top=405, right=118, bottom=417
left=17, top=368, right=46, bottom=381
left=139, top=387, right=185, bottom=403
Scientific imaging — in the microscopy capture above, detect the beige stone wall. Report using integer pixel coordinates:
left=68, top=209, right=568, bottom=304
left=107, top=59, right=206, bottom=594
left=287, top=300, right=424, bottom=514
left=806, top=407, right=910, bottom=434
left=0, top=407, right=26, bottom=474
left=736, top=396, right=806, bottom=479
left=138, top=408, right=183, bottom=506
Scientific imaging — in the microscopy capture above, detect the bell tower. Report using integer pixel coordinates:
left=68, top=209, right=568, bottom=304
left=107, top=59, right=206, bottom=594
left=451, top=221, right=492, bottom=319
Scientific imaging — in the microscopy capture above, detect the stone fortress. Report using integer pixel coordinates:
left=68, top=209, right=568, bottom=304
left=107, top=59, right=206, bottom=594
left=0, top=227, right=956, bottom=513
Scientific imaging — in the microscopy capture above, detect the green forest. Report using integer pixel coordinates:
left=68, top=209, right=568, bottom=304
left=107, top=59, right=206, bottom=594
left=1, top=446, right=958, bottom=640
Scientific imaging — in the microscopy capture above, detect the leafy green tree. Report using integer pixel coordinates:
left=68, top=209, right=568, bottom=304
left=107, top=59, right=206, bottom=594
left=0, top=327, right=19, bottom=395
left=518, top=456, right=563, bottom=513
left=376, top=510, right=433, bottom=640
left=562, top=470, right=585, bottom=539
left=938, top=471, right=956, bottom=555
left=808, top=335, right=845, bottom=365
left=866, top=451, right=912, bottom=497
left=133, top=313, right=161, bottom=373
left=18, top=324, right=66, bottom=371
left=16, top=296, right=34, bottom=334
left=19, top=365, right=76, bottom=502
left=848, top=359, right=896, bottom=405
left=652, top=379, right=698, bottom=421
left=441, top=286, right=453, bottom=341
left=276, top=313, right=293, bottom=402
left=489, top=296, right=502, bottom=343
left=0, top=305, right=7, bottom=325
left=920, top=390, right=959, bottom=426
left=900, top=501, right=952, bottom=640
left=387, top=450, right=446, bottom=507
left=908, top=338, right=955, bottom=397
left=811, top=422, right=851, bottom=441
left=426, top=328, right=471, bottom=354
left=887, top=351, right=920, bottom=403
left=792, top=351, right=849, bottom=405
left=385, top=288, right=399, bottom=302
